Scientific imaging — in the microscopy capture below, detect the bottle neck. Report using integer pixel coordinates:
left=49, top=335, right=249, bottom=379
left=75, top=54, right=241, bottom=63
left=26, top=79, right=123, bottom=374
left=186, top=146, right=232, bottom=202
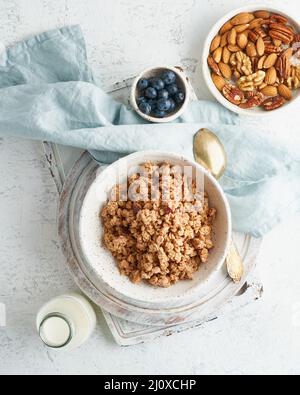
left=39, top=313, right=74, bottom=349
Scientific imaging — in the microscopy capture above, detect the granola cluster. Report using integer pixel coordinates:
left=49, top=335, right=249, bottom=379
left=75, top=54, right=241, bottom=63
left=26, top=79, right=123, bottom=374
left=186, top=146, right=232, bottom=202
left=101, top=163, right=216, bottom=288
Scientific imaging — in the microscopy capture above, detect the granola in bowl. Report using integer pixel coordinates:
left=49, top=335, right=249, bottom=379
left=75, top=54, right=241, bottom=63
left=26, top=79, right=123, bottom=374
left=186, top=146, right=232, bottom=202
left=101, top=163, right=217, bottom=288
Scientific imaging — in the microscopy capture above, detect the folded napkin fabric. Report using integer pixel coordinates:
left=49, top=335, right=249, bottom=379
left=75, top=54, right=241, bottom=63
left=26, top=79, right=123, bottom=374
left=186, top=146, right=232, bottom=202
left=0, top=25, right=299, bottom=237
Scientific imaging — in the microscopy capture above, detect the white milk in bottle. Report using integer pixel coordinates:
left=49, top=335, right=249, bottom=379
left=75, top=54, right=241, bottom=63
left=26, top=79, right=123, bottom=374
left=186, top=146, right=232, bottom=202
left=36, top=293, right=96, bottom=350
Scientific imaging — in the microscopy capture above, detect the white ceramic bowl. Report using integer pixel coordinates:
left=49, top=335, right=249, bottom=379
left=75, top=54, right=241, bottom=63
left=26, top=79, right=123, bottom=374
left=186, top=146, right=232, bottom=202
left=130, top=66, right=190, bottom=123
left=79, top=152, right=232, bottom=309
left=202, top=5, right=300, bottom=116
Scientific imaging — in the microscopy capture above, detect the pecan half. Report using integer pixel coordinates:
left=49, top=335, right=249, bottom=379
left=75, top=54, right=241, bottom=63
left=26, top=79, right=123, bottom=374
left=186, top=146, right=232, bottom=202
left=270, top=14, right=289, bottom=25
left=293, top=34, right=300, bottom=44
left=208, top=56, right=221, bottom=76
left=251, top=57, right=258, bottom=72
left=269, top=24, right=294, bottom=44
left=262, top=95, right=285, bottom=111
left=254, top=27, right=267, bottom=38
left=239, top=92, right=264, bottom=108
left=263, top=36, right=273, bottom=45
left=248, top=30, right=260, bottom=42
left=276, top=49, right=292, bottom=80
left=222, top=84, right=244, bottom=105
left=265, top=44, right=282, bottom=54
left=270, top=23, right=294, bottom=35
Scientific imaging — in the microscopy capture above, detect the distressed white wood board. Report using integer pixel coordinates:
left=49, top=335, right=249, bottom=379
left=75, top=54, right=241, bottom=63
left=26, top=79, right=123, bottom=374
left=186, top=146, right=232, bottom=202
left=57, top=151, right=262, bottom=327
left=44, top=77, right=263, bottom=343
left=104, top=276, right=263, bottom=346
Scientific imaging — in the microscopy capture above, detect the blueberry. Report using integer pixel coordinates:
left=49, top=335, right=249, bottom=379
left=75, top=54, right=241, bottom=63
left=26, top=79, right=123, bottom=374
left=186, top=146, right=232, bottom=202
left=152, top=108, right=166, bottom=118
left=158, top=89, right=169, bottom=100
left=161, top=70, right=176, bottom=85
left=139, top=102, right=152, bottom=115
left=174, top=91, right=185, bottom=104
left=157, top=98, right=172, bottom=112
left=145, top=87, right=158, bottom=99
left=168, top=98, right=176, bottom=113
left=137, top=78, right=149, bottom=90
left=136, top=96, right=147, bottom=105
left=147, top=99, right=157, bottom=110
left=166, top=84, right=179, bottom=96
left=150, top=78, right=165, bottom=91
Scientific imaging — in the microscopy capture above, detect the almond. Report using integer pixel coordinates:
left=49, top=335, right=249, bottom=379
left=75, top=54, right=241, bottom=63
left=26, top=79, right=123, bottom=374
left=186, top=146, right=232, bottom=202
left=248, top=18, right=264, bottom=30
left=227, top=45, right=241, bottom=53
left=246, top=42, right=257, bottom=57
left=264, top=53, right=278, bottom=69
left=235, top=24, right=250, bottom=33
left=222, top=46, right=231, bottom=64
left=220, top=21, right=233, bottom=35
left=256, top=37, right=265, bottom=57
left=220, top=32, right=229, bottom=47
left=231, top=13, right=255, bottom=26
left=278, top=84, right=292, bottom=100
left=260, top=85, right=278, bottom=97
left=258, top=55, right=267, bottom=70
left=265, top=67, right=277, bottom=85
left=219, top=62, right=232, bottom=79
left=210, top=35, right=221, bottom=53
left=213, top=47, right=223, bottom=63
left=254, top=11, right=271, bottom=19
left=228, top=28, right=237, bottom=45
left=237, top=33, right=248, bottom=49
left=259, top=83, right=267, bottom=90
left=212, top=73, right=226, bottom=91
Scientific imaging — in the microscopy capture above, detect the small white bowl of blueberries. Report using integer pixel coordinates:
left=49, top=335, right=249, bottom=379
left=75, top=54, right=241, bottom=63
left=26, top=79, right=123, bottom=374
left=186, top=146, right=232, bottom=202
left=131, top=66, right=190, bottom=123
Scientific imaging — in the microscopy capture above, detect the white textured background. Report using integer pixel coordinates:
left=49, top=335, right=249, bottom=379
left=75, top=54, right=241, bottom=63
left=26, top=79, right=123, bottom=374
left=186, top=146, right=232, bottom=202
left=1, top=0, right=300, bottom=375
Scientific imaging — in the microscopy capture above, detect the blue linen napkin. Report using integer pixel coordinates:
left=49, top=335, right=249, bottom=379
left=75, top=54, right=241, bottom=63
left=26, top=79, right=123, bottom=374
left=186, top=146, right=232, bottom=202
left=0, top=25, right=299, bottom=237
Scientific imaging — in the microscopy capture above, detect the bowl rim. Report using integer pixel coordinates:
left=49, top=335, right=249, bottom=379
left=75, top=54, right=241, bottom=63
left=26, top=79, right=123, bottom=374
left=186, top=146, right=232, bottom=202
left=130, top=66, right=190, bottom=123
left=202, top=4, right=300, bottom=117
left=79, top=150, right=233, bottom=307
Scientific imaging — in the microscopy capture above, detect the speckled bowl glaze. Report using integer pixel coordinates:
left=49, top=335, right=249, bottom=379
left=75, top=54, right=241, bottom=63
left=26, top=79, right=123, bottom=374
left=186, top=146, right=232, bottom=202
left=131, top=66, right=190, bottom=123
left=202, top=5, right=300, bottom=116
left=79, top=152, right=232, bottom=309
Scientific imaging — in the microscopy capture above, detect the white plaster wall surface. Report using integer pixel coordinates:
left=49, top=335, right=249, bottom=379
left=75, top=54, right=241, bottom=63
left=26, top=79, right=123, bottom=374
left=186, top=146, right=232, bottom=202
left=0, top=0, right=300, bottom=375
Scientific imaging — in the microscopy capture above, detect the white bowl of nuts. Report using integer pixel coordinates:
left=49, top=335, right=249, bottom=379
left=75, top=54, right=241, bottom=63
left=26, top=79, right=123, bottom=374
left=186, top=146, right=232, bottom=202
left=79, top=152, right=232, bottom=309
left=203, top=6, right=300, bottom=115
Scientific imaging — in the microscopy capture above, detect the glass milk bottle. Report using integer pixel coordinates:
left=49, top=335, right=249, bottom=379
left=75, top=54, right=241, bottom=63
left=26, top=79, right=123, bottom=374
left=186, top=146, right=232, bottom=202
left=36, top=293, right=96, bottom=350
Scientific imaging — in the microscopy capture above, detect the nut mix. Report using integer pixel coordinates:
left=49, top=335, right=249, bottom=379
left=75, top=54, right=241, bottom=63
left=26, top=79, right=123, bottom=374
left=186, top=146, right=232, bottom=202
left=101, top=163, right=216, bottom=288
left=208, top=11, right=300, bottom=111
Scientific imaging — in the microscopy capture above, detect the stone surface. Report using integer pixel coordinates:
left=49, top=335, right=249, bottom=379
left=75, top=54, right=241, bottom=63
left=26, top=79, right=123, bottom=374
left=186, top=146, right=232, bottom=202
left=0, top=0, right=300, bottom=375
